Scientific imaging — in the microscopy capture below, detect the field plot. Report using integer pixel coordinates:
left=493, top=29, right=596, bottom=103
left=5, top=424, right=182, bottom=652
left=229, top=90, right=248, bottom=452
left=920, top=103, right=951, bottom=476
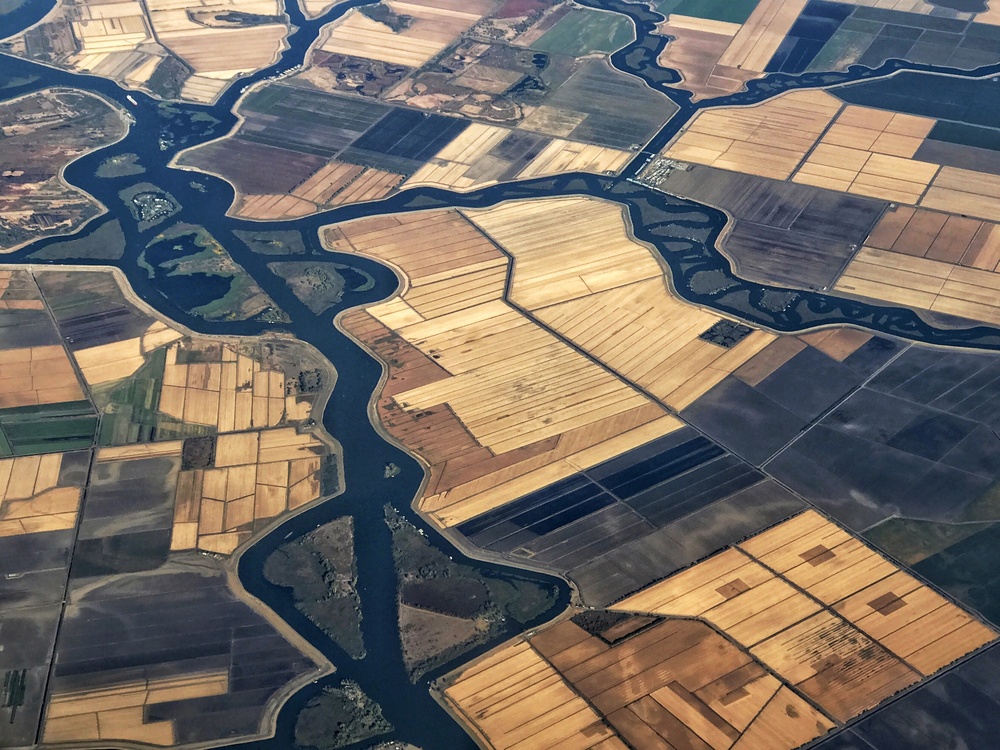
left=835, top=244, right=1000, bottom=327
left=614, top=511, right=996, bottom=721
left=457, top=427, right=767, bottom=572
left=170, top=427, right=331, bottom=554
left=331, top=207, right=682, bottom=528
left=405, top=126, right=633, bottom=192
left=655, top=15, right=758, bottom=100
left=175, top=83, right=462, bottom=217
left=528, top=59, right=675, bottom=150
left=654, top=0, right=808, bottom=98
left=825, top=645, right=1000, bottom=750
left=664, top=89, right=843, bottom=179
left=158, top=339, right=291, bottom=433
left=313, top=0, right=493, bottom=68
left=43, top=560, right=318, bottom=746
left=763, top=0, right=852, bottom=74
left=468, top=197, right=776, bottom=409
left=0, top=89, right=127, bottom=252
left=443, top=639, right=623, bottom=750
left=5, top=0, right=290, bottom=102
left=792, top=106, right=938, bottom=202
left=655, top=165, right=884, bottom=289
left=530, top=7, right=634, bottom=56
left=0, top=452, right=85, bottom=538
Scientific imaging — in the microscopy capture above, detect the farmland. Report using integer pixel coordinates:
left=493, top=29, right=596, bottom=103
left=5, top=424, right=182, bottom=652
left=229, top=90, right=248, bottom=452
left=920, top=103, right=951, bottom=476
left=443, top=511, right=996, bottom=750
left=0, top=267, right=340, bottom=747
left=529, top=8, right=634, bottom=56
left=175, top=0, right=677, bottom=216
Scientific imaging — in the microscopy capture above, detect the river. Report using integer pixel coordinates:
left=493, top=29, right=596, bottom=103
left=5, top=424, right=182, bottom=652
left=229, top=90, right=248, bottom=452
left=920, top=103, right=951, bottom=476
left=3, top=0, right=1000, bottom=747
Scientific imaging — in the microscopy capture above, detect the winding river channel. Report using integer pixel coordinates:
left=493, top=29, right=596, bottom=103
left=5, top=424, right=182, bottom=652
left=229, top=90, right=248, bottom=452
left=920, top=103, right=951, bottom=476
left=5, top=0, right=1000, bottom=746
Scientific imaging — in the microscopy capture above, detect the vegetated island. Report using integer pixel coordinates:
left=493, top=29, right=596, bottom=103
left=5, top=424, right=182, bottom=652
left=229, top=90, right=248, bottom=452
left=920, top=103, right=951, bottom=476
left=234, top=228, right=308, bottom=255
left=385, top=505, right=557, bottom=682
left=264, top=515, right=365, bottom=659
left=140, top=222, right=289, bottom=323
left=96, top=152, right=145, bottom=178
left=269, top=261, right=376, bottom=314
left=28, top=219, right=126, bottom=261
left=294, top=680, right=392, bottom=750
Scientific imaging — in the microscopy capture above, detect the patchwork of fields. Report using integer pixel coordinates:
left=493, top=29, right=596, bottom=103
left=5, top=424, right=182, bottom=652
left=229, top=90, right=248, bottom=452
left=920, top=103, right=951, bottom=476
left=0, top=269, right=338, bottom=747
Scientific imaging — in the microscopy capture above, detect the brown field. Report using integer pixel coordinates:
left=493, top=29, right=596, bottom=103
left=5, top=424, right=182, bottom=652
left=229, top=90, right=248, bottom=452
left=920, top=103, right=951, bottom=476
left=664, top=89, right=843, bottom=180
left=864, top=205, right=1000, bottom=265
left=0, top=453, right=83, bottom=537
left=0, top=344, right=86, bottom=409
left=170, top=426, right=327, bottom=554
left=234, top=165, right=403, bottom=219
left=666, top=95, right=1000, bottom=230
left=405, top=124, right=515, bottom=191
left=467, top=198, right=776, bottom=409
left=656, top=15, right=758, bottom=100
left=515, top=140, right=631, bottom=179
left=922, top=166, right=1000, bottom=223
left=614, top=510, right=997, bottom=721
left=73, top=319, right=183, bottom=386
left=44, top=670, right=229, bottom=745
left=445, top=615, right=835, bottom=750
left=665, top=98, right=941, bottom=201
left=183, top=136, right=405, bottom=219
left=314, top=0, right=495, bottom=68
left=732, top=328, right=871, bottom=388
left=330, top=206, right=685, bottom=527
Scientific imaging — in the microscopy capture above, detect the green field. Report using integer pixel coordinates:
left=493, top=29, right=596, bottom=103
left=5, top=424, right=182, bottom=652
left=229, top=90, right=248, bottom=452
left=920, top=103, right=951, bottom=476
left=530, top=9, right=634, bottom=57
left=0, top=401, right=97, bottom=456
left=655, top=0, right=761, bottom=24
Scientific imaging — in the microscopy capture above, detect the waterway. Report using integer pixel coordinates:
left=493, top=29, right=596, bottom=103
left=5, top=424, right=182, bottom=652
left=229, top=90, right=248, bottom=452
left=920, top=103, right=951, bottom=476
left=4, top=0, right=1000, bottom=747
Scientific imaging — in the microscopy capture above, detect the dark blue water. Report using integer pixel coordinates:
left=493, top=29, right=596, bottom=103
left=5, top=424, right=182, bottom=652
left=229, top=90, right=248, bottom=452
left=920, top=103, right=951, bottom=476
left=5, top=0, right=1000, bottom=746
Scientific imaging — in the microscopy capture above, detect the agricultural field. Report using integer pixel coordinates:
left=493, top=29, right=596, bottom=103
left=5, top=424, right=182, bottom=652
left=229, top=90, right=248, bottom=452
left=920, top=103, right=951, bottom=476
left=529, top=7, right=634, bottom=56
left=658, top=74, right=1000, bottom=333
left=654, top=0, right=809, bottom=98
left=175, top=0, right=676, bottom=216
left=0, top=89, right=128, bottom=252
left=443, top=511, right=995, bottom=750
left=0, top=267, right=341, bottom=747
left=653, top=0, right=1000, bottom=100
left=0, top=0, right=291, bottom=102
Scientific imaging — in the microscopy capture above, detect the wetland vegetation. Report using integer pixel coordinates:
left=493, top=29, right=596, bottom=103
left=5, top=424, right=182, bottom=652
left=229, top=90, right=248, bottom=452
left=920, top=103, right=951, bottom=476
left=386, top=506, right=557, bottom=681
left=264, top=516, right=365, bottom=659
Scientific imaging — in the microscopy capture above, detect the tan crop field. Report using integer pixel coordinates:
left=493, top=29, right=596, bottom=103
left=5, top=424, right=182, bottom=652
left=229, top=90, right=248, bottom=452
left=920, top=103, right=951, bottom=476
left=614, top=510, right=996, bottom=719
left=0, top=453, right=83, bottom=537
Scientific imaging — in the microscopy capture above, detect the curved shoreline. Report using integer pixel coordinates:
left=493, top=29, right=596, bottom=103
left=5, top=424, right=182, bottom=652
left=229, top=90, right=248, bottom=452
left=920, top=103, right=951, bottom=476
left=0, top=87, right=132, bottom=255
